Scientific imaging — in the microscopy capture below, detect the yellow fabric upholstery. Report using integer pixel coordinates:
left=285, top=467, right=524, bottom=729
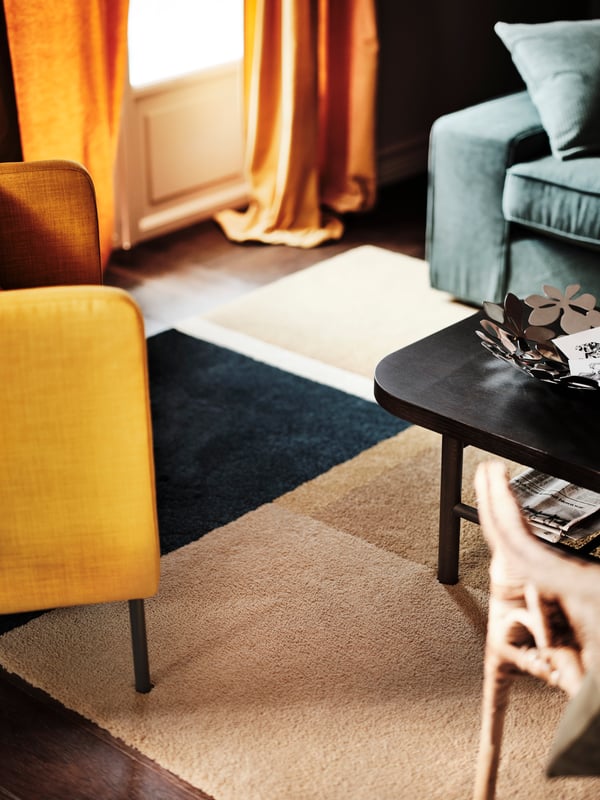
left=0, top=160, right=102, bottom=289
left=0, top=285, right=160, bottom=614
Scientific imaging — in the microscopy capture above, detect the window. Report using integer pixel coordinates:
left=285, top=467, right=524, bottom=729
left=127, top=0, right=244, bottom=89
left=115, top=0, right=247, bottom=249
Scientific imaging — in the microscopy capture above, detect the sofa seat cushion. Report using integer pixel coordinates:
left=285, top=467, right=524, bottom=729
left=503, top=156, right=600, bottom=248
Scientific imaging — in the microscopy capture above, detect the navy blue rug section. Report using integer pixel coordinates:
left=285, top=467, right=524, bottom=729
left=148, top=329, right=409, bottom=554
left=0, top=329, right=408, bottom=635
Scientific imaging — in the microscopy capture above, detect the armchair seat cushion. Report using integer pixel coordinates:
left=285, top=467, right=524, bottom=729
left=503, top=155, right=600, bottom=248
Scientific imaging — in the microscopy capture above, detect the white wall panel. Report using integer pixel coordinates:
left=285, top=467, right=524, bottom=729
left=145, top=76, right=244, bottom=203
left=114, top=62, right=248, bottom=249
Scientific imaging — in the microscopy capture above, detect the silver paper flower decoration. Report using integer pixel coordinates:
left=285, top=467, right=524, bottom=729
left=478, top=285, right=600, bottom=389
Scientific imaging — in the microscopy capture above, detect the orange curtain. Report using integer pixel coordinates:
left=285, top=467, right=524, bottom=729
left=215, top=0, right=379, bottom=248
left=4, top=1, right=129, bottom=267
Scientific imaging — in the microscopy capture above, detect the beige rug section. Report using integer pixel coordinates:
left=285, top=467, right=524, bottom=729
left=193, top=245, right=475, bottom=378
left=0, top=427, right=596, bottom=799
left=275, top=425, right=525, bottom=594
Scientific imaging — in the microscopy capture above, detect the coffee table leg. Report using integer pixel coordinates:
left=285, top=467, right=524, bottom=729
left=438, top=434, right=463, bottom=584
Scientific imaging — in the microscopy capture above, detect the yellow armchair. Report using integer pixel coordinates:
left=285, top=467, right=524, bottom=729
left=0, top=159, right=159, bottom=692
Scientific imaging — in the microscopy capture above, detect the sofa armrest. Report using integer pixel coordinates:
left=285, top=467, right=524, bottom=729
left=426, top=91, right=549, bottom=305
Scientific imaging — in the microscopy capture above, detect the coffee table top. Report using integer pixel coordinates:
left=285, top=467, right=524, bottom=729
left=374, top=312, right=600, bottom=492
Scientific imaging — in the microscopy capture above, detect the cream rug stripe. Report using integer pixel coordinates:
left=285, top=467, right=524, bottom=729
left=175, top=315, right=375, bottom=401
left=202, top=245, right=475, bottom=378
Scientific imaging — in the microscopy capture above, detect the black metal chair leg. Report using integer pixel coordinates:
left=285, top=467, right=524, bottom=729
left=128, top=599, right=152, bottom=693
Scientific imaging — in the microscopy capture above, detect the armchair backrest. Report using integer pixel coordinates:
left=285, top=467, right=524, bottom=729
left=0, top=159, right=102, bottom=289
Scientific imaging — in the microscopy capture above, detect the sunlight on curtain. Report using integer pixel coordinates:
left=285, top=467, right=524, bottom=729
left=128, top=0, right=243, bottom=88
left=215, top=0, right=379, bottom=248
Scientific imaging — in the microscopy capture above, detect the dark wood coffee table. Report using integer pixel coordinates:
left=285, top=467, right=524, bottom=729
left=374, top=312, right=600, bottom=584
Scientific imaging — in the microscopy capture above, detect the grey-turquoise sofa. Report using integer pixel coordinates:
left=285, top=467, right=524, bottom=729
left=426, top=20, right=600, bottom=307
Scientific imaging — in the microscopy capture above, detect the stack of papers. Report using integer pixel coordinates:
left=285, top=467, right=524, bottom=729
left=554, top=327, right=600, bottom=384
left=510, top=468, right=600, bottom=544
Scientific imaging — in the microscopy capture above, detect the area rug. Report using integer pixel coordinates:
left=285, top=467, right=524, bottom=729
left=0, top=247, right=597, bottom=800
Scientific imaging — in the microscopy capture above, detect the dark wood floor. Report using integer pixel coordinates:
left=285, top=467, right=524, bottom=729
left=0, top=175, right=427, bottom=800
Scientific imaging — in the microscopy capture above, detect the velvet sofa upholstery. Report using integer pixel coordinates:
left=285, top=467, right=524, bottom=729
left=426, top=89, right=600, bottom=306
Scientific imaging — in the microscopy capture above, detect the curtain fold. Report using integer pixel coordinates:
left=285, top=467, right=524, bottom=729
left=4, top=0, right=129, bottom=268
left=215, top=0, right=379, bottom=248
